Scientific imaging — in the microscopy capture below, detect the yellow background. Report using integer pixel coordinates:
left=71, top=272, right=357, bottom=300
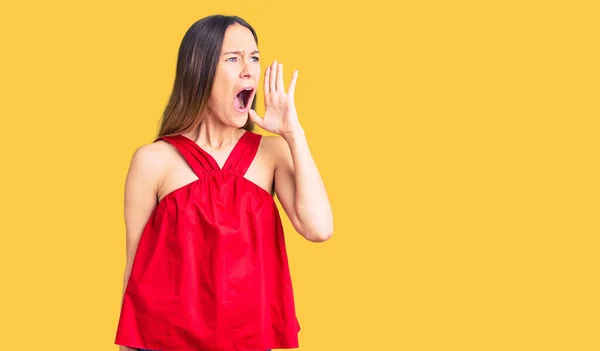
left=1, top=0, right=598, bottom=350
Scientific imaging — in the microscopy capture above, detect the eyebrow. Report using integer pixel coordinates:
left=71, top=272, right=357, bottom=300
left=223, top=50, right=260, bottom=55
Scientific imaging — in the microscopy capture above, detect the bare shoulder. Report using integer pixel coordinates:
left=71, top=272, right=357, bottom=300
left=260, top=134, right=291, bottom=167
left=127, top=139, right=177, bottom=188
left=130, top=140, right=173, bottom=170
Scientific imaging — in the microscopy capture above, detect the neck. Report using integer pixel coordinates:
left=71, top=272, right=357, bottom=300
left=184, top=111, right=245, bottom=151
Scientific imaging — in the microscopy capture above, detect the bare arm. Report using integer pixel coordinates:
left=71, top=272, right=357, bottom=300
left=119, top=144, right=163, bottom=351
left=273, top=130, right=333, bottom=242
left=247, top=61, right=333, bottom=242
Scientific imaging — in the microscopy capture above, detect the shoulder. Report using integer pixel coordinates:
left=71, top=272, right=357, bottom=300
left=127, top=138, right=177, bottom=181
left=259, top=134, right=290, bottom=167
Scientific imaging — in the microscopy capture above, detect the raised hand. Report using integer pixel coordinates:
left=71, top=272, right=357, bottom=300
left=248, top=60, right=302, bottom=137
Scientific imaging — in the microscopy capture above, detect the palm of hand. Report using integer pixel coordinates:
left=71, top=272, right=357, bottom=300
left=249, top=60, right=301, bottom=136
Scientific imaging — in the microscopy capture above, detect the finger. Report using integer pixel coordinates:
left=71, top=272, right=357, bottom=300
left=276, top=63, right=284, bottom=92
left=288, top=70, right=298, bottom=99
left=264, top=66, right=270, bottom=95
left=264, top=67, right=271, bottom=105
left=270, top=60, right=277, bottom=92
left=248, top=109, right=264, bottom=128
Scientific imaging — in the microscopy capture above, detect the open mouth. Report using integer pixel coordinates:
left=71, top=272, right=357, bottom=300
left=234, top=88, right=254, bottom=112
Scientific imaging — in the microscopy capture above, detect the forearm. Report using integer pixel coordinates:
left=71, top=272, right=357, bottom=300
left=121, top=268, right=131, bottom=304
left=283, top=129, right=333, bottom=241
left=119, top=271, right=137, bottom=351
left=121, top=276, right=128, bottom=305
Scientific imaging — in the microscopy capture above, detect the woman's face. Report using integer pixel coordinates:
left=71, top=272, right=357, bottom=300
left=207, top=23, right=260, bottom=128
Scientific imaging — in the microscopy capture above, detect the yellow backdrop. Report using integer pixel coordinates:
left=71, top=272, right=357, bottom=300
left=1, top=0, right=598, bottom=350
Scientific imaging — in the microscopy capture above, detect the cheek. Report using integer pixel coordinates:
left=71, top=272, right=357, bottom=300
left=253, top=65, right=261, bottom=79
left=211, top=68, right=227, bottom=93
left=210, top=82, right=228, bottom=105
left=215, top=72, right=237, bottom=99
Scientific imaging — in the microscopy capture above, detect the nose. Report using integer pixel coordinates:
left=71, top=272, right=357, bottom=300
left=240, top=61, right=253, bottom=79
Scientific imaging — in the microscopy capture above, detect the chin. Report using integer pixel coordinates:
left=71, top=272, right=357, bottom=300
left=221, top=118, right=246, bottom=129
left=214, top=111, right=245, bottom=129
left=231, top=112, right=249, bottom=128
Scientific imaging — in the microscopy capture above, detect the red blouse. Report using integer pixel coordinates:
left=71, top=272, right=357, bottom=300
left=115, top=131, right=300, bottom=351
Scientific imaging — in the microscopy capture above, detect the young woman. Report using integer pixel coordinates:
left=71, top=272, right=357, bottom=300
left=114, top=14, right=333, bottom=351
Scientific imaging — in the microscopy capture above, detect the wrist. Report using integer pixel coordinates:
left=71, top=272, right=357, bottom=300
left=282, top=127, right=305, bottom=142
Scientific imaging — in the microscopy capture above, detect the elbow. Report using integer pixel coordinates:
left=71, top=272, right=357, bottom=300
left=303, top=224, right=333, bottom=243
left=292, top=212, right=334, bottom=243
left=309, top=232, right=333, bottom=243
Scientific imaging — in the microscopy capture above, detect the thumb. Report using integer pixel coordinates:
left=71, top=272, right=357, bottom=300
left=248, top=109, right=264, bottom=128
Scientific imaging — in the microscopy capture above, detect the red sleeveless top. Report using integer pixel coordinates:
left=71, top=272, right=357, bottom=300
left=114, top=131, right=300, bottom=351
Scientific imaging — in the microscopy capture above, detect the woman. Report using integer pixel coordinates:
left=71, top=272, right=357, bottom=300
left=114, top=14, right=333, bottom=351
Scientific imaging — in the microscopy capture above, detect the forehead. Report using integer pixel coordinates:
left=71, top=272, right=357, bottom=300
left=221, top=24, right=257, bottom=51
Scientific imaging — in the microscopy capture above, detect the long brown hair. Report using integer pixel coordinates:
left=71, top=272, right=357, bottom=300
left=156, top=15, right=258, bottom=138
